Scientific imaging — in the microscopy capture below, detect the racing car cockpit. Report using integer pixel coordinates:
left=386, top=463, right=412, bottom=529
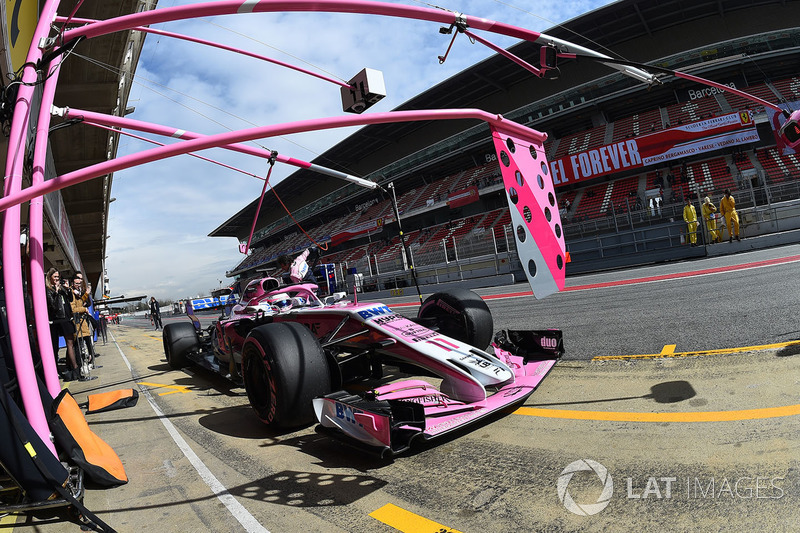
left=230, top=276, right=326, bottom=318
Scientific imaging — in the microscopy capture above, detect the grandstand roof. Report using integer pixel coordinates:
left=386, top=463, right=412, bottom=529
left=210, top=0, right=800, bottom=240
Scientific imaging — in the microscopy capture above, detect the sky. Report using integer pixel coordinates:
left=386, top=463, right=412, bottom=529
left=104, top=0, right=617, bottom=301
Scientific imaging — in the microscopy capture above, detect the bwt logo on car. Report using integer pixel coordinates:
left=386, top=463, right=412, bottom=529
left=335, top=402, right=364, bottom=428
left=357, top=305, right=392, bottom=320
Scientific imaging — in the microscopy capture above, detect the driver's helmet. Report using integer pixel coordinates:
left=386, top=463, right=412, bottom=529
left=268, top=292, right=293, bottom=312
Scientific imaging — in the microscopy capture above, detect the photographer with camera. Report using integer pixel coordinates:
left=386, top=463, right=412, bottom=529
left=45, top=268, right=79, bottom=381
left=71, top=272, right=97, bottom=376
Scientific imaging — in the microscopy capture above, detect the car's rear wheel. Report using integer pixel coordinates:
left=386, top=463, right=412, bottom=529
left=417, top=288, right=494, bottom=349
left=163, top=322, right=200, bottom=369
left=241, top=322, right=331, bottom=427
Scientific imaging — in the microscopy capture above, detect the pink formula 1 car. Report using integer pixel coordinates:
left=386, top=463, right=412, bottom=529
left=162, top=277, right=562, bottom=456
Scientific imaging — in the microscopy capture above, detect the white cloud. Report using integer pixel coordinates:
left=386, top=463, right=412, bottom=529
left=106, top=0, right=616, bottom=300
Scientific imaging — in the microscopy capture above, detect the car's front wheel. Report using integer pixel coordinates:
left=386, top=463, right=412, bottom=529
left=241, top=322, right=331, bottom=427
left=162, top=322, right=200, bottom=369
left=417, top=288, right=494, bottom=349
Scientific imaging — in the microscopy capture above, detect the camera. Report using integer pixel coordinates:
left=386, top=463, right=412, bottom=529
left=340, top=68, right=386, bottom=114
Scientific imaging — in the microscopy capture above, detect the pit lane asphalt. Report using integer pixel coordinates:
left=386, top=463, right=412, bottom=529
left=8, top=245, right=800, bottom=532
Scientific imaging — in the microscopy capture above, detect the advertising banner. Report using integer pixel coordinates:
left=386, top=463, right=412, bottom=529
left=549, top=112, right=758, bottom=187
left=447, top=186, right=479, bottom=209
left=2, top=0, right=38, bottom=72
left=190, top=295, right=232, bottom=311
left=331, top=217, right=383, bottom=247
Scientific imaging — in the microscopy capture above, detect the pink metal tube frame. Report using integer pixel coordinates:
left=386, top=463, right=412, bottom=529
left=86, top=121, right=264, bottom=179
left=3, top=0, right=62, bottom=455
left=61, top=108, right=375, bottom=188
left=60, top=0, right=655, bottom=83
left=3, top=0, right=635, bottom=460
left=0, top=109, right=546, bottom=213
left=62, top=1, right=541, bottom=43
left=82, top=121, right=326, bottom=255
left=463, top=29, right=544, bottom=78
left=57, top=16, right=352, bottom=89
left=30, top=68, right=66, bottom=399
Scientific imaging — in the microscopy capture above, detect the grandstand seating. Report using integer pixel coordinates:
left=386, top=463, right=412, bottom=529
left=451, top=216, right=479, bottom=240
left=327, top=211, right=360, bottom=237
left=722, top=83, right=775, bottom=113
left=611, top=109, right=663, bottom=142
left=772, top=77, right=800, bottom=102
left=415, top=219, right=468, bottom=257
left=394, top=187, right=421, bottom=214
left=673, top=158, right=735, bottom=200
left=552, top=124, right=607, bottom=159
left=492, top=208, right=511, bottom=241
left=406, top=179, right=452, bottom=212
left=732, top=153, right=754, bottom=172
left=338, top=244, right=371, bottom=266
left=644, top=170, right=663, bottom=190
left=237, top=77, right=800, bottom=279
left=373, top=230, right=425, bottom=263
left=475, top=208, right=503, bottom=231
left=572, top=182, right=608, bottom=220
left=665, top=98, right=722, bottom=125
left=357, top=199, right=391, bottom=223
left=603, top=176, right=640, bottom=214
left=557, top=190, right=577, bottom=212
left=756, top=148, right=800, bottom=183
left=446, top=170, right=468, bottom=192
left=453, top=162, right=498, bottom=191
left=374, top=238, right=402, bottom=263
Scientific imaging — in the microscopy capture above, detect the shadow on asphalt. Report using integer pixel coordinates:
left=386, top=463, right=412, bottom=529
left=776, top=340, right=800, bottom=357
left=527, top=380, right=697, bottom=407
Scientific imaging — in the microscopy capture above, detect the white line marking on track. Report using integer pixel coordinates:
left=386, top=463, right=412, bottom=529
left=110, top=332, right=269, bottom=533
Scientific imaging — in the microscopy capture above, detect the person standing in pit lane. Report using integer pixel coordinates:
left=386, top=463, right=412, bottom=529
left=71, top=272, right=97, bottom=371
left=45, top=268, right=79, bottom=380
left=150, top=297, right=163, bottom=330
left=277, top=247, right=320, bottom=284
left=701, top=196, right=722, bottom=244
left=683, top=196, right=698, bottom=247
left=720, top=189, right=741, bottom=242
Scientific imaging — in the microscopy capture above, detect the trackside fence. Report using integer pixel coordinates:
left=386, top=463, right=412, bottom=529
left=331, top=176, right=800, bottom=292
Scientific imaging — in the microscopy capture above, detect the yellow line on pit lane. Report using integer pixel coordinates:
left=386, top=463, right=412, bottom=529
left=592, top=340, right=800, bottom=361
left=370, top=503, right=462, bottom=533
left=513, top=404, right=800, bottom=423
left=137, top=382, right=191, bottom=395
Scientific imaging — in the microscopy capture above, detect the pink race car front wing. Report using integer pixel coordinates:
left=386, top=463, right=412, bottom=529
left=313, top=329, right=562, bottom=457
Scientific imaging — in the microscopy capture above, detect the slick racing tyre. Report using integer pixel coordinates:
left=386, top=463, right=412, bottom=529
left=163, top=322, right=200, bottom=369
left=418, top=288, right=494, bottom=349
left=242, top=322, right=331, bottom=427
